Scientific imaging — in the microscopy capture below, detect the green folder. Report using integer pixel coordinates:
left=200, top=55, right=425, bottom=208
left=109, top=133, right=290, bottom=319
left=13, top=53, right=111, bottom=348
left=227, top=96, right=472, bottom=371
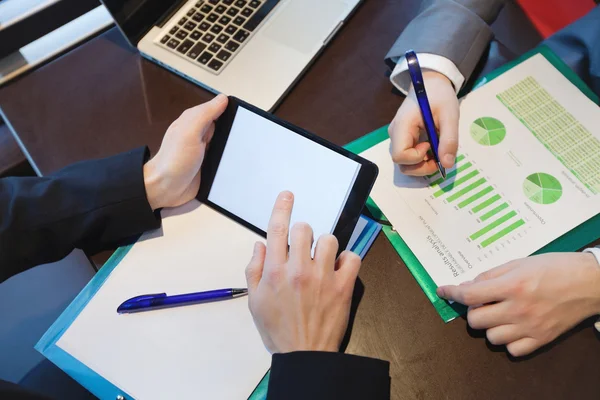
left=345, top=45, right=600, bottom=323
left=249, top=46, right=600, bottom=398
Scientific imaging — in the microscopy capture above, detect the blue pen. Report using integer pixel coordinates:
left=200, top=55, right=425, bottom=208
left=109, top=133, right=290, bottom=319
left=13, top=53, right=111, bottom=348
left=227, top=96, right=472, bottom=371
left=117, top=288, right=248, bottom=314
left=405, top=50, right=446, bottom=179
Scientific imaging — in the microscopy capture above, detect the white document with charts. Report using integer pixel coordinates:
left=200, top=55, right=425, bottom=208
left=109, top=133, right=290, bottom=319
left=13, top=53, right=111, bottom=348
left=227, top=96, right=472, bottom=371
left=361, top=53, right=600, bottom=288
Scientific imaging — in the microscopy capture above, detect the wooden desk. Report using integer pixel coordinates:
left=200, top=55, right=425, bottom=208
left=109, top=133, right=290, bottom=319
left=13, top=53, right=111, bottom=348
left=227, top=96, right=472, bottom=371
left=0, top=1, right=597, bottom=398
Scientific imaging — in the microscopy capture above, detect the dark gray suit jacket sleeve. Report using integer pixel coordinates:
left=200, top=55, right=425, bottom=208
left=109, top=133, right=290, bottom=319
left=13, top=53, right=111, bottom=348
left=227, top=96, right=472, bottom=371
left=385, top=0, right=507, bottom=83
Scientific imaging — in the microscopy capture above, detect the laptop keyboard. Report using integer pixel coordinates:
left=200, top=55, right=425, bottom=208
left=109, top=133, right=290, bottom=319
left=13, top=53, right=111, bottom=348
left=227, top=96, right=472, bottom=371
left=156, top=0, right=281, bottom=74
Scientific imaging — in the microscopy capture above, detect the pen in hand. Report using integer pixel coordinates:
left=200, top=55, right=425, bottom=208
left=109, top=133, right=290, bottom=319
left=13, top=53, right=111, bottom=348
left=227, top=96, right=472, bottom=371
left=117, top=288, right=248, bottom=314
left=405, top=50, right=447, bottom=179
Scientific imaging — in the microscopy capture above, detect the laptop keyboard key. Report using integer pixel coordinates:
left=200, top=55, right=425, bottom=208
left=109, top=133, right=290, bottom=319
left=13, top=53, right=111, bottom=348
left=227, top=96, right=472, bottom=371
left=190, top=30, right=202, bottom=40
left=235, top=0, right=247, bottom=7
left=241, top=8, right=253, bottom=17
left=169, top=26, right=178, bottom=35
left=167, top=38, right=181, bottom=49
left=192, top=12, right=205, bottom=22
left=177, top=17, right=188, bottom=26
left=177, top=39, right=194, bottom=54
left=215, top=5, right=227, bottom=14
left=233, top=29, right=249, bottom=43
left=207, top=13, right=219, bottom=22
left=249, top=0, right=260, bottom=8
left=224, top=40, right=239, bottom=52
left=200, top=5, right=213, bottom=13
left=209, top=43, right=222, bottom=53
left=202, top=33, right=216, bottom=43
left=216, top=50, right=232, bottom=62
left=223, top=0, right=234, bottom=4
left=184, top=21, right=197, bottom=31
left=199, top=21, right=211, bottom=31
left=226, top=7, right=239, bottom=16
left=196, top=1, right=204, bottom=6
left=187, top=42, right=207, bottom=59
left=175, top=30, right=188, bottom=40
left=225, top=25, right=237, bottom=35
left=208, top=59, right=224, bottom=71
left=160, top=35, right=170, bottom=44
left=216, top=34, right=230, bottom=44
left=210, top=24, right=223, bottom=34
left=219, top=15, right=232, bottom=25
left=187, top=8, right=196, bottom=17
left=233, top=16, right=246, bottom=26
left=208, top=0, right=219, bottom=4
left=198, top=51, right=213, bottom=64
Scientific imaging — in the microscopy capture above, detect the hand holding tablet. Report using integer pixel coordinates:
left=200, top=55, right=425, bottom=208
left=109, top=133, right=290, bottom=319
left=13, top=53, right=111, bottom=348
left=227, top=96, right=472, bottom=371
left=198, top=97, right=378, bottom=254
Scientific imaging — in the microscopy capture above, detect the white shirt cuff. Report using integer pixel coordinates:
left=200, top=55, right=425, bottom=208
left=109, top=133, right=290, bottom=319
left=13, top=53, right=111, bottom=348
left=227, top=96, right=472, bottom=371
left=583, top=247, right=600, bottom=332
left=390, top=53, right=465, bottom=95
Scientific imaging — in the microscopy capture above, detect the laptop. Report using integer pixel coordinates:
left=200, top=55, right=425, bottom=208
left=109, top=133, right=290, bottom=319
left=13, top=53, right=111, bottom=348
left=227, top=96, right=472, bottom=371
left=101, top=0, right=362, bottom=111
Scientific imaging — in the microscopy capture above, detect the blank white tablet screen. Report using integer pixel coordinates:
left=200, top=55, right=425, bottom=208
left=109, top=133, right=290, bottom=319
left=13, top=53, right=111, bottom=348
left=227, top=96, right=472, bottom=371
left=208, top=107, right=361, bottom=242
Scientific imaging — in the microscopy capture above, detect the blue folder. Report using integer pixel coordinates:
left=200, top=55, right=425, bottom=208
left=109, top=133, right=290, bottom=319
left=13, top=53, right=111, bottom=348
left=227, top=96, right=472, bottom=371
left=35, top=215, right=381, bottom=400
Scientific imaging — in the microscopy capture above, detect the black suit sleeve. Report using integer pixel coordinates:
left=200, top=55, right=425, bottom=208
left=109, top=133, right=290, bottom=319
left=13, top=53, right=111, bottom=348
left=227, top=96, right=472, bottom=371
left=267, top=352, right=390, bottom=400
left=0, top=147, right=161, bottom=282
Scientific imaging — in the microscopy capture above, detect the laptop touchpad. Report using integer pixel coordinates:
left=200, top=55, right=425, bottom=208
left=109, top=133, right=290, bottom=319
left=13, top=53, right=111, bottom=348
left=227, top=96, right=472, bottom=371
left=262, top=0, right=348, bottom=54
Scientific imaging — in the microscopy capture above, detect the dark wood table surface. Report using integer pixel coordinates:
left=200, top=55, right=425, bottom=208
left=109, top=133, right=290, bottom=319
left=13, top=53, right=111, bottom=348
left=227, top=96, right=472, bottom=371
left=1, top=1, right=598, bottom=398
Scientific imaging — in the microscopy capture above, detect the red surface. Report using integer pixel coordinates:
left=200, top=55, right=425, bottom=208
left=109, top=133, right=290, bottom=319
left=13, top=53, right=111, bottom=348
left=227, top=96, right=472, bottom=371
left=517, top=0, right=596, bottom=37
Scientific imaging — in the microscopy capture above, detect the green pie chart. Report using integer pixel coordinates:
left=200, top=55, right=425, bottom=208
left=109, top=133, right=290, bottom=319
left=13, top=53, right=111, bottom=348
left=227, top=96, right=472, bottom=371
left=470, top=117, right=506, bottom=146
left=523, top=173, right=563, bottom=205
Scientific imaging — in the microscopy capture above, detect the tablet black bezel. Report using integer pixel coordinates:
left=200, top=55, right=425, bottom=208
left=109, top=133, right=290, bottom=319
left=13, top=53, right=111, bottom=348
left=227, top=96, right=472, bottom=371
left=198, top=96, right=378, bottom=255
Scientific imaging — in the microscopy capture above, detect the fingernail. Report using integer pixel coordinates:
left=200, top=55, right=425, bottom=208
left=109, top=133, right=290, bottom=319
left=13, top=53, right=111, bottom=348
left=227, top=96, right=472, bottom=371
left=436, top=287, right=445, bottom=298
left=443, top=154, right=455, bottom=166
left=253, top=242, right=261, bottom=255
left=280, top=191, right=293, bottom=201
left=214, top=93, right=227, bottom=103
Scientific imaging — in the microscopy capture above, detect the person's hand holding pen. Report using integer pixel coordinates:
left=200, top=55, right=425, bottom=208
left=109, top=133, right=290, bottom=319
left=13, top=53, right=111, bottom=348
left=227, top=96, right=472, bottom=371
left=245, top=191, right=362, bottom=353
left=389, top=70, right=459, bottom=176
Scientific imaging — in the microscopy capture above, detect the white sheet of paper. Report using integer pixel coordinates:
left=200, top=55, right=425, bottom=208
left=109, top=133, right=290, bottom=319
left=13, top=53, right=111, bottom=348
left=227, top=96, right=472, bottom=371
left=361, top=54, right=600, bottom=287
left=57, top=202, right=271, bottom=400
left=208, top=106, right=361, bottom=243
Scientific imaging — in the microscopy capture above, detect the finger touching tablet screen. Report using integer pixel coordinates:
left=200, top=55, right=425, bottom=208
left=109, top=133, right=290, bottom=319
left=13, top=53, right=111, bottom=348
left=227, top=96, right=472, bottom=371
left=198, top=97, right=378, bottom=254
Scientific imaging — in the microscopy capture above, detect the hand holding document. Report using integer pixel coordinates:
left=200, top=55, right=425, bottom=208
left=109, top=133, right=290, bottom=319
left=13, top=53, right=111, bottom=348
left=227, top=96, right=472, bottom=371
left=362, top=52, right=600, bottom=307
left=436, top=251, right=600, bottom=357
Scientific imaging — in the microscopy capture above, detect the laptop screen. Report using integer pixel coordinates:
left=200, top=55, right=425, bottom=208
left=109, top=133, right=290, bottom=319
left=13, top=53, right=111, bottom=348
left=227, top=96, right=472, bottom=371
left=101, top=0, right=180, bottom=46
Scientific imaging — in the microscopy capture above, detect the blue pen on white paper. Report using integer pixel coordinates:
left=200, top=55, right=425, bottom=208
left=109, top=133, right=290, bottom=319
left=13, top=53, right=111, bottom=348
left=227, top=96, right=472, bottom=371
left=405, top=50, right=446, bottom=179
left=117, top=288, right=248, bottom=314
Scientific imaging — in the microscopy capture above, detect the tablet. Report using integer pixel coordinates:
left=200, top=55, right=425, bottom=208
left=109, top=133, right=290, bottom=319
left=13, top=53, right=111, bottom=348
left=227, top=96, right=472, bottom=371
left=198, top=97, right=378, bottom=254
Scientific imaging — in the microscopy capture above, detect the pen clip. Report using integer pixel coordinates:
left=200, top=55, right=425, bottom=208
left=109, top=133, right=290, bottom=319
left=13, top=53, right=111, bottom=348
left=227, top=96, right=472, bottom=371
left=124, top=293, right=167, bottom=304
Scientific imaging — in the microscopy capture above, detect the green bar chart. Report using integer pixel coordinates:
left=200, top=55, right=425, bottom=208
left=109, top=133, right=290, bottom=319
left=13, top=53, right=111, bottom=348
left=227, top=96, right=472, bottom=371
left=472, top=194, right=500, bottom=213
left=458, top=186, right=494, bottom=209
left=481, top=219, right=526, bottom=248
left=428, top=155, right=526, bottom=249
left=430, top=162, right=473, bottom=186
left=447, top=178, right=487, bottom=202
left=470, top=211, right=518, bottom=241
left=433, top=170, right=480, bottom=197
left=427, top=154, right=466, bottom=179
left=480, top=202, right=509, bottom=221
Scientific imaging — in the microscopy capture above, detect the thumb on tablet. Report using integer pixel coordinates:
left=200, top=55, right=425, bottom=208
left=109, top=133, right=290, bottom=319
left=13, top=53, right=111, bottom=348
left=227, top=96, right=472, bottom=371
left=195, top=94, right=229, bottom=129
